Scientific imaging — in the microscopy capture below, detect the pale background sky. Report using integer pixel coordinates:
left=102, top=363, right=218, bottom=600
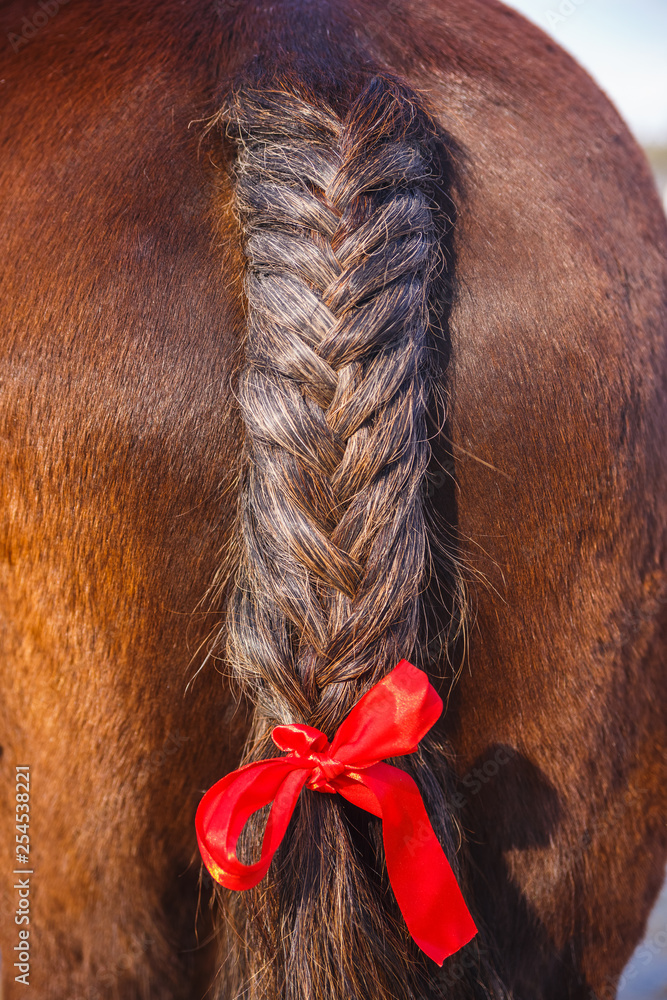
left=502, top=0, right=667, bottom=145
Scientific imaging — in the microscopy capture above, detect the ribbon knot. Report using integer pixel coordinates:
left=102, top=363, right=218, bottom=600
left=271, top=723, right=350, bottom=791
left=196, top=660, right=477, bottom=965
left=304, top=751, right=347, bottom=791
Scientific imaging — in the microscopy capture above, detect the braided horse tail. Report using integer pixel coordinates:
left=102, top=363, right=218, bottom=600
left=217, top=76, right=482, bottom=1000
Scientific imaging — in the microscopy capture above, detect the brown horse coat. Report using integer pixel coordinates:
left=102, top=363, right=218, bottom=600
left=0, top=1, right=665, bottom=998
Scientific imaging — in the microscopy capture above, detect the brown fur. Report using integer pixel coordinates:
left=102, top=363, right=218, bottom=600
left=0, top=1, right=665, bottom=998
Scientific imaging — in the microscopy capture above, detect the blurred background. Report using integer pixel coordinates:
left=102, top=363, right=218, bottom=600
left=502, top=2, right=667, bottom=997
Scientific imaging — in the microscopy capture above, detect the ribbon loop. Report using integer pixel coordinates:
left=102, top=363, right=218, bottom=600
left=196, top=660, right=477, bottom=964
left=272, top=723, right=328, bottom=755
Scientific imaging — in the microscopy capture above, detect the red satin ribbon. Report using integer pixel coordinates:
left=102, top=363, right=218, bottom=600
left=196, top=659, right=477, bottom=964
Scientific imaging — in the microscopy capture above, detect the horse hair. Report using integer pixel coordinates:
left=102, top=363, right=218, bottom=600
left=214, top=75, right=507, bottom=1000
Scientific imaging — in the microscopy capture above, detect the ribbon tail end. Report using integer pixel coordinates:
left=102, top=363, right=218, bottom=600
left=418, top=917, right=478, bottom=966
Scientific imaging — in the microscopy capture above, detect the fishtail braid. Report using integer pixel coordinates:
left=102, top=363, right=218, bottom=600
left=214, top=74, right=481, bottom=1000
left=227, top=76, right=440, bottom=737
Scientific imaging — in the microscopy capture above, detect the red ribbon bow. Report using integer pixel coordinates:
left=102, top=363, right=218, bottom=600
left=196, top=660, right=477, bottom=964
